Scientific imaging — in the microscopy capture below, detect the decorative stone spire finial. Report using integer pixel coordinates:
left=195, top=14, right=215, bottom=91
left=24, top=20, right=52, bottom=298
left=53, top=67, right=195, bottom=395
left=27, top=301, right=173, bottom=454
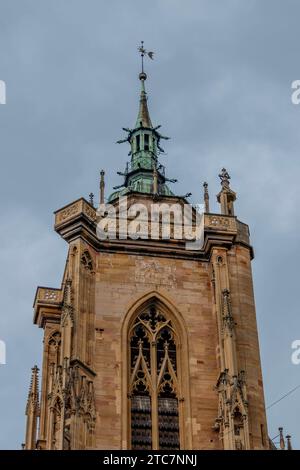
left=89, top=192, right=94, bottom=207
left=25, top=365, right=40, bottom=449
left=26, top=365, right=40, bottom=414
left=203, top=181, right=210, bottom=213
left=286, top=434, right=292, bottom=450
left=100, top=170, right=105, bottom=205
left=279, top=427, right=285, bottom=450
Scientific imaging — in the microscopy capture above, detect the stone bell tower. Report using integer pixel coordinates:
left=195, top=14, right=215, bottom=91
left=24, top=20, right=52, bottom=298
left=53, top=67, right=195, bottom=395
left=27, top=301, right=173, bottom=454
left=24, top=48, right=269, bottom=450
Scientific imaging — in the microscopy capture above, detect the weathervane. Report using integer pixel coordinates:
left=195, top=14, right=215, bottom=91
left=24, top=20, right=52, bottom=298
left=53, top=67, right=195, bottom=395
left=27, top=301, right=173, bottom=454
left=138, top=41, right=154, bottom=74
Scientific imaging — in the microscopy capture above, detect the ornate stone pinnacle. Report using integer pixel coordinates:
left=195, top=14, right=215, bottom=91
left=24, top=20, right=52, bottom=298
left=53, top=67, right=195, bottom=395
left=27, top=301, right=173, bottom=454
left=100, top=170, right=105, bottom=205
left=279, top=427, right=285, bottom=450
left=26, top=365, right=40, bottom=413
left=203, top=182, right=210, bottom=212
left=286, top=435, right=292, bottom=450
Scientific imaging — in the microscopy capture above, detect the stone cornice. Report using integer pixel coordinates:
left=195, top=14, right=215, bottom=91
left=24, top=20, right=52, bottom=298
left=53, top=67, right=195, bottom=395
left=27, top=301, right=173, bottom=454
left=33, top=286, right=62, bottom=327
left=53, top=198, right=254, bottom=260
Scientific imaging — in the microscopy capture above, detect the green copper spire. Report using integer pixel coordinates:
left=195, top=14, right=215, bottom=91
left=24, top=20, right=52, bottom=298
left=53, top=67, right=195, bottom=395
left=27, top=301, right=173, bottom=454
left=109, top=44, right=177, bottom=202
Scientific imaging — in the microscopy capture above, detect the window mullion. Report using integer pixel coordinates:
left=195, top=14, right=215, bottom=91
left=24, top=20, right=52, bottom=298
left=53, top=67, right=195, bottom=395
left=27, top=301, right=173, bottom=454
left=150, top=336, right=159, bottom=449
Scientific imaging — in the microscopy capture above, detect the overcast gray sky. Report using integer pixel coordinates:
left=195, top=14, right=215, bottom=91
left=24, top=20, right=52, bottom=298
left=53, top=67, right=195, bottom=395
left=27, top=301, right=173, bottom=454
left=0, top=0, right=299, bottom=449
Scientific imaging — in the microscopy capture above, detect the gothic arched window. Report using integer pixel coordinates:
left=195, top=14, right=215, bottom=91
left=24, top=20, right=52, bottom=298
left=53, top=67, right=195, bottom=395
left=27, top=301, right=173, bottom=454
left=129, top=305, right=180, bottom=450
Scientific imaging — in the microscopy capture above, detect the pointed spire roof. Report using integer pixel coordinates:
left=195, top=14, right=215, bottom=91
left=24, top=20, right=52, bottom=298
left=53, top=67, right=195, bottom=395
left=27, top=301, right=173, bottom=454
left=135, top=72, right=153, bottom=129
left=26, top=365, right=40, bottom=415
left=109, top=43, right=179, bottom=201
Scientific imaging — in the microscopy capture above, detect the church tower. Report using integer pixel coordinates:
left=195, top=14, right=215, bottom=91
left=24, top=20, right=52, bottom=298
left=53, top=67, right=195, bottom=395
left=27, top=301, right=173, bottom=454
left=25, top=48, right=269, bottom=450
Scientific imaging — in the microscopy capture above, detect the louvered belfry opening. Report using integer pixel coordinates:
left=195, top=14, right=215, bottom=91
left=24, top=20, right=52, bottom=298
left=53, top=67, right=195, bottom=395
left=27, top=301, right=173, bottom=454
left=129, top=305, right=180, bottom=450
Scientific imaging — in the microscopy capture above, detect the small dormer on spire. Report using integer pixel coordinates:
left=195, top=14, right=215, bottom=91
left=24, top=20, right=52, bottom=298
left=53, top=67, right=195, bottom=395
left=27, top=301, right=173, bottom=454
left=217, top=168, right=237, bottom=216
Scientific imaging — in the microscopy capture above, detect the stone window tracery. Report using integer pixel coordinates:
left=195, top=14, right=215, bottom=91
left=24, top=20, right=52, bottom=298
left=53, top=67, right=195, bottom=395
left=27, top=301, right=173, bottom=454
left=129, top=305, right=180, bottom=450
